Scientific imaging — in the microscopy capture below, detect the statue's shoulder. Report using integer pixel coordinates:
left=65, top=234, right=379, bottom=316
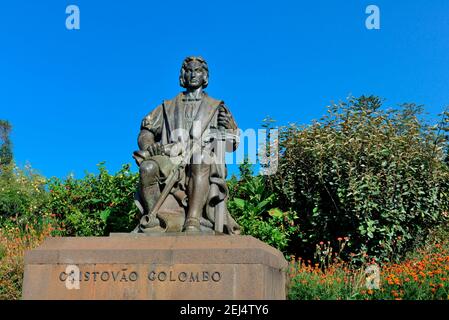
left=141, top=97, right=171, bottom=129
left=162, top=93, right=183, bottom=108
left=142, top=93, right=180, bottom=119
left=203, top=93, right=223, bottom=108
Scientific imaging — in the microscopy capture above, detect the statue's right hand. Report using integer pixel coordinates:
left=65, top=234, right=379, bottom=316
left=147, top=143, right=162, bottom=157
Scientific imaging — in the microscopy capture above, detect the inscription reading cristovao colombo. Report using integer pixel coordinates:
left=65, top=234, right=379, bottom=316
left=58, top=268, right=222, bottom=283
left=148, top=270, right=221, bottom=282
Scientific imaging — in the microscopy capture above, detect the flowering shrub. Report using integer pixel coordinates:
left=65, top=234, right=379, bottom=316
left=288, top=227, right=449, bottom=300
left=0, top=223, right=54, bottom=300
left=287, top=238, right=366, bottom=300
left=0, top=163, right=48, bottom=229
left=362, top=227, right=449, bottom=300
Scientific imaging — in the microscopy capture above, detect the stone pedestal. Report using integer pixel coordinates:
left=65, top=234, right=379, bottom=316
left=22, top=235, right=287, bottom=300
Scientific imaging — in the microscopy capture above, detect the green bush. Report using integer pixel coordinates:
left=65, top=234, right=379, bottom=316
left=272, top=96, right=449, bottom=263
left=44, top=162, right=139, bottom=236
left=227, top=160, right=299, bottom=252
left=0, top=163, right=49, bottom=231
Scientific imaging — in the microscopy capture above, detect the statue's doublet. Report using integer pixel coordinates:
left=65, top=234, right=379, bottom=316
left=140, top=92, right=237, bottom=146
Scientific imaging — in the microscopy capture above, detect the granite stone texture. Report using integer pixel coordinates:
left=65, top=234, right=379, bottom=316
left=22, top=235, right=288, bottom=300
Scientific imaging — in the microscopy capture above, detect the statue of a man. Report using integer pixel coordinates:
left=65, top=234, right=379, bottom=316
left=132, top=56, right=240, bottom=234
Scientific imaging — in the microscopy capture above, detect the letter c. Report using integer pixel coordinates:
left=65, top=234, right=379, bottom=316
left=59, top=272, right=68, bottom=282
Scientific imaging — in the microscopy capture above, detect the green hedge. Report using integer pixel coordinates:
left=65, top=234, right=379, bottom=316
left=44, top=163, right=139, bottom=236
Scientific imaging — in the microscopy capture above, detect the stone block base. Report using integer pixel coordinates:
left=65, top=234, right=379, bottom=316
left=22, top=235, right=287, bottom=300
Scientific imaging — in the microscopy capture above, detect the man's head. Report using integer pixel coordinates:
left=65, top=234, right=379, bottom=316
left=179, top=56, right=209, bottom=90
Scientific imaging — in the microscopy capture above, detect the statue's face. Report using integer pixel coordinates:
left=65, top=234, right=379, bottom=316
left=183, top=60, right=206, bottom=89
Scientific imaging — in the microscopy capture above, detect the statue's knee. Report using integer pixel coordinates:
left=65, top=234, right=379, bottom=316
left=140, top=160, right=159, bottom=184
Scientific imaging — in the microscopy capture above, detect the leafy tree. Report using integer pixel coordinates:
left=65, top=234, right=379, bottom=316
left=273, top=96, right=449, bottom=263
left=0, top=120, right=13, bottom=168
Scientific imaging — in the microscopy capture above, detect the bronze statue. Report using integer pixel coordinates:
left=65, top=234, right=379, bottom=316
left=132, top=57, right=240, bottom=234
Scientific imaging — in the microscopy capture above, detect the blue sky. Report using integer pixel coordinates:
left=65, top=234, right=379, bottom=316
left=1, top=0, right=449, bottom=178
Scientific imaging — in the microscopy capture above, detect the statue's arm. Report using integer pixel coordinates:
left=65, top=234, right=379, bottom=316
left=133, top=106, right=163, bottom=165
left=138, top=129, right=156, bottom=152
left=220, top=103, right=239, bottom=152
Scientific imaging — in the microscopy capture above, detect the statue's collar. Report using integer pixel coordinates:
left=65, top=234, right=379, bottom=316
left=181, top=91, right=206, bottom=102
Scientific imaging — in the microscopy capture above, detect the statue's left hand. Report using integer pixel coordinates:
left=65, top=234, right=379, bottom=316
left=218, top=107, right=232, bottom=129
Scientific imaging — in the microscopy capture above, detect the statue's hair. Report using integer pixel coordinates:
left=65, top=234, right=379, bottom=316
left=179, top=56, right=209, bottom=89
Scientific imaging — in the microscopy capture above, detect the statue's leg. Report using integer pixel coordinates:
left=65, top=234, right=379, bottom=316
left=185, top=159, right=210, bottom=232
left=139, top=160, right=161, bottom=216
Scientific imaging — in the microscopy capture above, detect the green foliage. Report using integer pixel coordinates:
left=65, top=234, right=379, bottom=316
left=227, top=160, right=299, bottom=252
left=0, top=163, right=48, bottom=230
left=1, top=96, right=448, bottom=267
left=44, top=162, right=139, bottom=236
left=273, top=96, right=449, bottom=263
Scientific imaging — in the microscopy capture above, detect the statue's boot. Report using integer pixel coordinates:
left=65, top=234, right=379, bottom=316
left=138, top=160, right=162, bottom=229
left=140, top=183, right=161, bottom=228
left=185, top=164, right=210, bottom=232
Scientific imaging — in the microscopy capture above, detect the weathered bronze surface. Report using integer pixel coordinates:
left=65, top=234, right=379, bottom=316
left=132, top=57, right=240, bottom=234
